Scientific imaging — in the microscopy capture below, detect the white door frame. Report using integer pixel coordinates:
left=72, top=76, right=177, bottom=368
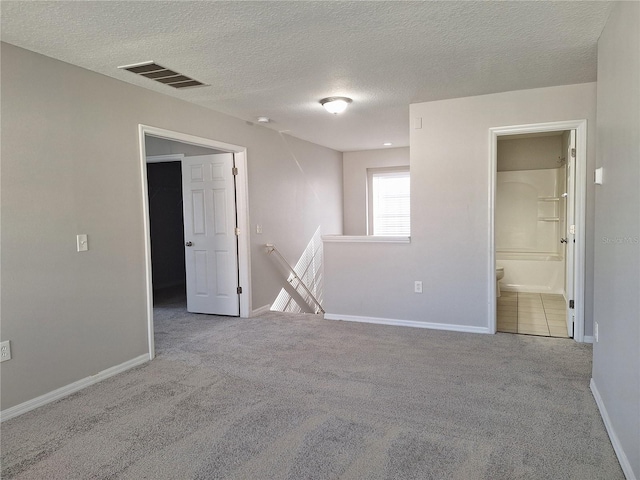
left=488, top=119, right=588, bottom=342
left=139, top=125, right=251, bottom=359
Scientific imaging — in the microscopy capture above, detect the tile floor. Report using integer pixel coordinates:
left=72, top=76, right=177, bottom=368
left=497, top=291, right=570, bottom=338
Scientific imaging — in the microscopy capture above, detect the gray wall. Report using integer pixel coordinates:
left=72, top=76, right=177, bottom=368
left=342, top=147, right=410, bottom=235
left=592, top=2, right=640, bottom=477
left=0, top=43, right=343, bottom=410
left=497, top=135, right=563, bottom=172
left=325, top=83, right=596, bottom=332
left=145, top=136, right=224, bottom=157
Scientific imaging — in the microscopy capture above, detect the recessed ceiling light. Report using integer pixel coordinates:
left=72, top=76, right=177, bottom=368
left=319, top=97, right=352, bottom=114
left=383, top=142, right=393, bottom=146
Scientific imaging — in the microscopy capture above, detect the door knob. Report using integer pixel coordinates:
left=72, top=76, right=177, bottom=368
left=560, top=238, right=568, bottom=244
left=185, top=241, right=193, bottom=247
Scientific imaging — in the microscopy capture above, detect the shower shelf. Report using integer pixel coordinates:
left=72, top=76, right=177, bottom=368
left=538, top=197, right=560, bottom=222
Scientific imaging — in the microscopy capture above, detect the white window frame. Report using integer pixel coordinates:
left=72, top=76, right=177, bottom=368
left=367, top=166, right=410, bottom=236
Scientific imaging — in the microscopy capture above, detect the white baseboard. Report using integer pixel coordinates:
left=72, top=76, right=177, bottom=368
left=582, top=335, right=594, bottom=344
left=590, top=378, right=637, bottom=480
left=324, top=313, right=491, bottom=334
left=0, top=354, right=150, bottom=423
left=251, top=304, right=272, bottom=317
left=502, top=284, right=564, bottom=295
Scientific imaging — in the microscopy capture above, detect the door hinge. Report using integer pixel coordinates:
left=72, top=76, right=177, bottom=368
left=569, top=300, right=574, bottom=309
left=232, top=167, right=238, bottom=176
left=571, top=148, right=576, bottom=158
left=234, top=227, right=240, bottom=236
left=237, top=286, right=243, bottom=294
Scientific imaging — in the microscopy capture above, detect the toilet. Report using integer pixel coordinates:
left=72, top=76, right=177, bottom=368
left=496, top=267, right=505, bottom=297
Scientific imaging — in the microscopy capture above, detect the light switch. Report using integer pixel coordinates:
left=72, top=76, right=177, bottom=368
left=414, top=117, right=422, bottom=129
left=594, top=167, right=603, bottom=185
left=77, top=234, right=88, bottom=252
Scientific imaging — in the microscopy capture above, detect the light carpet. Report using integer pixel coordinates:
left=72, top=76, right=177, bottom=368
left=1, top=296, right=623, bottom=479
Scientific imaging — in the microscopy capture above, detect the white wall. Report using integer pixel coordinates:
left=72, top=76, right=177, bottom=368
left=325, top=83, right=596, bottom=332
left=0, top=43, right=343, bottom=411
left=342, top=147, right=409, bottom=235
left=496, top=169, right=564, bottom=253
left=591, top=2, right=640, bottom=478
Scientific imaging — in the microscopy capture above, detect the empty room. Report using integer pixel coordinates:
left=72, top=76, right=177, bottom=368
left=1, top=2, right=638, bottom=479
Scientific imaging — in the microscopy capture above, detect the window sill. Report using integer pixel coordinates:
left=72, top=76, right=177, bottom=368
left=322, top=235, right=411, bottom=244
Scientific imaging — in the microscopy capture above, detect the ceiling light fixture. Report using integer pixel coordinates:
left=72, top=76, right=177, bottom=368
left=257, top=116, right=270, bottom=123
left=320, top=96, right=352, bottom=114
left=383, top=142, right=393, bottom=146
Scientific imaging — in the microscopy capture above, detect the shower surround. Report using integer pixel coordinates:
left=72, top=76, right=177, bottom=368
left=496, top=167, right=566, bottom=294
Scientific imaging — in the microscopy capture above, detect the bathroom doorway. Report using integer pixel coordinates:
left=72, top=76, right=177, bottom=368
left=489, top=121, right=587, bottom=342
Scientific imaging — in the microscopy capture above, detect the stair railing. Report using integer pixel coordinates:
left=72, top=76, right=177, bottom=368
left=265, top=243, right=325, bottom=314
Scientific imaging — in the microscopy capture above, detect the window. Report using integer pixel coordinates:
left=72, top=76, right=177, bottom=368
left=367, top=167, right=410, bottom=236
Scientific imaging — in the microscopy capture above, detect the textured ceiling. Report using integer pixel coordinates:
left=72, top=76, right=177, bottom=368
left=1, top=1, right=613, bottom=152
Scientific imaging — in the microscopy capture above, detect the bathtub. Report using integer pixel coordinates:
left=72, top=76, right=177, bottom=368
left=496, top=251, right=565, bottom=294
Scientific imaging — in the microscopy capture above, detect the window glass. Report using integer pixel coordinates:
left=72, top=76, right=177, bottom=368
left=368, top=168, right=410, bottom=236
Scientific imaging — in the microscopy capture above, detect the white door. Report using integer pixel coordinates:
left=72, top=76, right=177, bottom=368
left=182, top=154, right=239, bottom=316
left=564, top=130, right=577, bottom=337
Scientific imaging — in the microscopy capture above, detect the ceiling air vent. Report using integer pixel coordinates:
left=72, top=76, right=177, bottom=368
left=118, top=61, right=207, bottom=89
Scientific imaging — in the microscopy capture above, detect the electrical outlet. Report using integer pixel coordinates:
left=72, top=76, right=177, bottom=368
left=0, top=341, right=11, bottom=362
left=414, top=281, right=423, bottom=294
left=595, top=322, right=599, bottom=342
left=256, top=224, right=263, bottom=234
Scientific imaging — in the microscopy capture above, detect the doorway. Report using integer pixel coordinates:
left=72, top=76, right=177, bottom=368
left=139, top=125, right=251, bottom=359
left=146, top=157, right=187, bottom=302
left=489, top=120, right=587, bottom=342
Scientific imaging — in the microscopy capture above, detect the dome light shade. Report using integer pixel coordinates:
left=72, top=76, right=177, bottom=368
left=320, top=97, right=352, bottom=114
